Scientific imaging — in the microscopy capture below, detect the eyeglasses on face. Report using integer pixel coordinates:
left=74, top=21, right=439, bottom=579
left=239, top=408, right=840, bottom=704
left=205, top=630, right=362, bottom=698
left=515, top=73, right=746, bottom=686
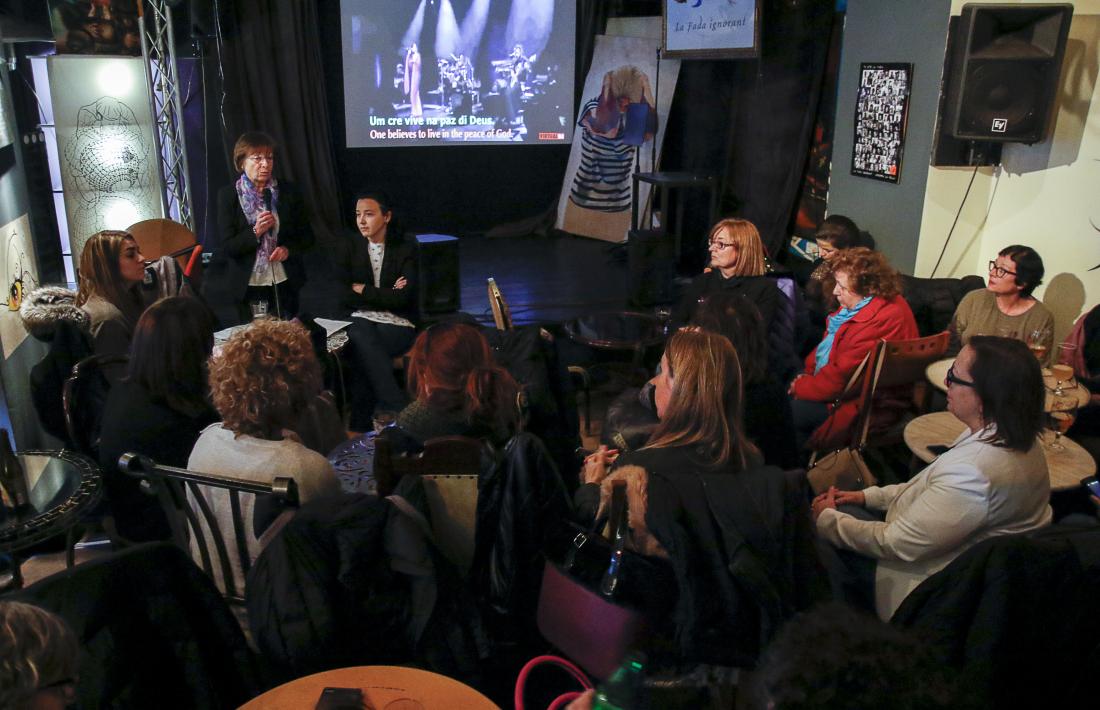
left=988, top=260, right=1016, bottom=278
left=708, top=239, right=735, bottom=250
left=945, top=364, right=975, bottom=388
left=247, top=154, right=274, bottom=164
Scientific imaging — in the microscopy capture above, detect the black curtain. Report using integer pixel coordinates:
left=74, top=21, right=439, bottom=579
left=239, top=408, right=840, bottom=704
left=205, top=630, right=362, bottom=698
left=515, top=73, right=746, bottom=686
left=643, top=0, right=834, bottom=265
left=215, top=0, right=342, bottom=244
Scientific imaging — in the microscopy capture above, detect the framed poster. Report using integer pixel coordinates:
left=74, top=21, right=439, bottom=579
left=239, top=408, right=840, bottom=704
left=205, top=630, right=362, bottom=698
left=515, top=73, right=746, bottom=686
left=850, top=63, right=912, bottom=184
left=662, top=0, right=760, bottom=58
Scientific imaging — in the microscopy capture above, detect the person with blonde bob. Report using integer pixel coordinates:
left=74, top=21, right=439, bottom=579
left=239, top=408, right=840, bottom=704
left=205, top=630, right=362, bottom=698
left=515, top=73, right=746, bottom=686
left=789, top=247, right=918, bottom=452
left=188, top=318, right=340, bottom=593
left=0, top=601, right=80, bottom=710
left=672, top=218, right=780, bottom=330
left=76, top=229, right=148, bottom=359
left=579, top=328, right=761, bottom=514
left=577, top=330, right=825, bottom=667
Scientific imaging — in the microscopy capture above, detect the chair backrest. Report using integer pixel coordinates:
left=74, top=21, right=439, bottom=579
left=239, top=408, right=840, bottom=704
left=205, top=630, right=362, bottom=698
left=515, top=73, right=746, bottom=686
left=488, top=277, right=513, bottom=330
left=127, top=218, right=203, bottom=285
left=420, top=473, right=479, bottom=574
left=852, top=331, right=951, bottom=447
left=374, top=435, right=483, bottom=498
left=63, top=353, right=128, bottom=456
left=118, top=452, right=299, bottom=603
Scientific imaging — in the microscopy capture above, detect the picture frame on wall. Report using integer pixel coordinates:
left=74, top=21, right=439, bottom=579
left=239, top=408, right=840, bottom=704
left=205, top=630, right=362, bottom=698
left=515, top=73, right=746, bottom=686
left=662, top=0, right=760, bottom=59
left=851, top=62, right=912, bottom=184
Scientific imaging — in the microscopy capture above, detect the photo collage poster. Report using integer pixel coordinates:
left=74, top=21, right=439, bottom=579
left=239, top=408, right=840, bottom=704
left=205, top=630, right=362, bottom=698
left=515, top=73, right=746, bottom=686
left=851, top=62, right=912, bottom=184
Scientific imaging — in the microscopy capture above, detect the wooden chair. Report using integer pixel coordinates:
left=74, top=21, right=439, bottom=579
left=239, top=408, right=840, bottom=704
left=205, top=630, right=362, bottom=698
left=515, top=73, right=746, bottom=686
left=488, top=277, right=513, bottom=330
left=419, top=473, right=479, bottom=575
left=117, top=452, right=300, bottom=605
left=851, top=331, right=951, bottom=449
left=126, top=218, right=203, bottom=286
left=62, top=353, right=128, bottom=457
left=373, top=435, right=483, bottom=498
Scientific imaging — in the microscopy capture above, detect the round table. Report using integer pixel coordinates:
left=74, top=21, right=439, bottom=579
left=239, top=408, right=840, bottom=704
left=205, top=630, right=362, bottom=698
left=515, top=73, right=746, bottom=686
left=925, top=357, right=1091, bottom=412
left=238, top=665, right=498, bottom=709
left=903, top=411, right=1096, bottom=491
left=564, top=311, right=666, bottom=359
left=0, top=450, right=101, bottom=555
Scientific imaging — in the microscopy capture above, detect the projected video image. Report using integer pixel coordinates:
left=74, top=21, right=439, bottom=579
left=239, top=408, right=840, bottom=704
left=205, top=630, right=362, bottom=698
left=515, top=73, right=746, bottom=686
left=341, top=0, right=575, bottom=147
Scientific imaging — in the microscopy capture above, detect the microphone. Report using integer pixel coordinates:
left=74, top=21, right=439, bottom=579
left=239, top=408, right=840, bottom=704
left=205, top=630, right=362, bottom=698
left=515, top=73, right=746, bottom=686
left=260, top=187, right=282, bottom=319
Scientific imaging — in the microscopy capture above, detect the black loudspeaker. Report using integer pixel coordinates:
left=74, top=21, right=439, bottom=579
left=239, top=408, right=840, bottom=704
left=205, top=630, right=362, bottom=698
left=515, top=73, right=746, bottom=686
left=627, top=229, right=675, bottom=307
left=415, top=234, right=460, bottom=315
left=942, top=3, right=1073, bottom=144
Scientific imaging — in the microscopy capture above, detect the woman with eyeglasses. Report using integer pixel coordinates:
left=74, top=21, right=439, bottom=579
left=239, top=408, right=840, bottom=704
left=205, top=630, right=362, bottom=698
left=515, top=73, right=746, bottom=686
left=671, top=218, right=780, bottom=330
left=812, top=336, right=1051, bottom=619
left=788, top=248, right=918, bottom=452
left=210, top=131, right=314, bottom=324
left=950, top=245, right=1054, bottom=364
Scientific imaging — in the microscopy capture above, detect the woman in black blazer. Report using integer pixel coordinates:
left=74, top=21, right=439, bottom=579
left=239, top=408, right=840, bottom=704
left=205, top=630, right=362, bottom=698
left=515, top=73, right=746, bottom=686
left=211, top=131, right=314, bottom=324
left=336, top=190, right=418, bottom=430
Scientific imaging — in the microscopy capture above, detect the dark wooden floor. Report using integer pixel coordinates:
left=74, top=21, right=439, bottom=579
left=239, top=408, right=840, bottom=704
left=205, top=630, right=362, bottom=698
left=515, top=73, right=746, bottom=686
left=301, top=232, right=635, bottom=328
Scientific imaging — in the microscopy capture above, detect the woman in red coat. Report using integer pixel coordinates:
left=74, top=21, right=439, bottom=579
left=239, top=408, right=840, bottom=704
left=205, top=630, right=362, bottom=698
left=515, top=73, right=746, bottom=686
left=789, top=248, right=918, bottom=452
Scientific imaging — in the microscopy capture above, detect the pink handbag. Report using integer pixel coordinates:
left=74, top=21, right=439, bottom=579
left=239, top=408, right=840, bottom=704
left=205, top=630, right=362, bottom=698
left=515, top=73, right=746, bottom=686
left=536, top=482, right=649, bottom=680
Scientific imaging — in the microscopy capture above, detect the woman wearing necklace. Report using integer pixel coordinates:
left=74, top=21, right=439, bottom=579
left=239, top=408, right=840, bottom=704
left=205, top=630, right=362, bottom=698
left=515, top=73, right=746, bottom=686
left=212, top=131, right=313, bottom=324
left=949, top=245, right=1054, bottom=365
left=335, top=190, right=418, bottom=431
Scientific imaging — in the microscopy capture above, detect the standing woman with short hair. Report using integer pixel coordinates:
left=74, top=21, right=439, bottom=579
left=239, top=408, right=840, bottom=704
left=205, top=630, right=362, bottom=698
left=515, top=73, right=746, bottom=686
left=75, top=229, right=148, bottom=361
left=211, top=131, right=314, bottom=324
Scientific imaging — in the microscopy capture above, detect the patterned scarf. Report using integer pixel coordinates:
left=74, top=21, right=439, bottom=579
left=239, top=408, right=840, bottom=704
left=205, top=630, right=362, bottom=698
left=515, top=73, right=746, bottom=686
left=814, top=296, right=873, bottom=374
left=235, top=174, right=280, bottom=277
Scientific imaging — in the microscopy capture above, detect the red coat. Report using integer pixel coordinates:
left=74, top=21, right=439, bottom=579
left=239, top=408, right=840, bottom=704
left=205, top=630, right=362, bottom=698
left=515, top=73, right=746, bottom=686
left=790, top=295, right=919, bottom=449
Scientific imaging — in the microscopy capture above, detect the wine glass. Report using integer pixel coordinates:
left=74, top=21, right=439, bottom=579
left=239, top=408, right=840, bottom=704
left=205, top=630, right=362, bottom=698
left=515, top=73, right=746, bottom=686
left=1053, top=342, right=1078, bottom=396
left=1047, top=400, right=1077, bottom=451
left=1026, top=328, right=1050, bottom=362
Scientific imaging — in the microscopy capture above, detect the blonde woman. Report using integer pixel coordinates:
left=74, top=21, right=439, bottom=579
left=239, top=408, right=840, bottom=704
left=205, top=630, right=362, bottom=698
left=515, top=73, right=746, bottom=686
left=75, top=229, right=147, bottom=360
left=576, top=330, right=824, bottom=667
left=672, top=218, right=779, bottom=327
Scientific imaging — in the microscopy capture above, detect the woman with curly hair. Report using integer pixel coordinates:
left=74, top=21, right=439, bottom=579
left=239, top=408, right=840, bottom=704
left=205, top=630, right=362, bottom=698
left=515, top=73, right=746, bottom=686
left=671, top=218, right=780, bottom=329
left=789, top=247, right=918, bottom=452
left=188, top=318, right=340, bottom=593
left=0, top=601, right=79, bottom=710
left=75, top=229, right=147, bottom=361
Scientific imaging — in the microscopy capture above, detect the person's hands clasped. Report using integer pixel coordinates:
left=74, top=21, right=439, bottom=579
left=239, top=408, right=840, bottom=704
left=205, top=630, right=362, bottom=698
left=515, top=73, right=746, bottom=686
left=253, top=210, right=276, bottom=236
left=393, top=276, right=408, bottom=290
left=812, top=486, right=865, bottom=520
left=787, top=374, right=805, bottom=396
left=268, top=246, right=289, bottom=262
left=580, top=444, right=618, bottom=485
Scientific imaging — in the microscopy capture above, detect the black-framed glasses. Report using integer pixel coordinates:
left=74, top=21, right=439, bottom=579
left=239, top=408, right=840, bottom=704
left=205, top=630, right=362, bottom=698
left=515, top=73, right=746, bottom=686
left=945, top=364, right=975, bottom=388
left=708, top=239, right=735, bottom=250
left=988, top=260, right=1017, bottom=278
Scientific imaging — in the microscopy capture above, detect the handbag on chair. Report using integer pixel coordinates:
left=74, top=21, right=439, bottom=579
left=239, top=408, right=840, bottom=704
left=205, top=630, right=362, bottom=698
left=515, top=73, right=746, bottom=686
left=806, top=447, right=876, bottom=495
left=537, top=481, right=673, bottom=680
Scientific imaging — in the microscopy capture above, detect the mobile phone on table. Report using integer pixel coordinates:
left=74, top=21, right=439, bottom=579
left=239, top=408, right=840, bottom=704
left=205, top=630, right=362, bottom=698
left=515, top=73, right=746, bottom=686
left=1083, top=476, right=1100, bottom=499
left=316, top=687, right=364, bottom=710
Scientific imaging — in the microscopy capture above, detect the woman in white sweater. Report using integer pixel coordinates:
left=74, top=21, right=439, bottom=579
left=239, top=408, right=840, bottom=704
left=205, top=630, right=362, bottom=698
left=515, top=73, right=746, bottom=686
left=813, top=336, right=1052, bottom=619
left=188, top=318, right=340, bottom=595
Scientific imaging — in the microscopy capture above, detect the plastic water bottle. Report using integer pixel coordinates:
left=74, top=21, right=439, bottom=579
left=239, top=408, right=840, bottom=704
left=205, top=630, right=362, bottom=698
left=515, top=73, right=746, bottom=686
left=592, top=652, right=646, bottom=710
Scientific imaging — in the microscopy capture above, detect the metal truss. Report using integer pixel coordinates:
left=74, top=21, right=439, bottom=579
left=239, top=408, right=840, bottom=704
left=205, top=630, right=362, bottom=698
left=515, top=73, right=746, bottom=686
left=139, top=1, right=194, bottom=231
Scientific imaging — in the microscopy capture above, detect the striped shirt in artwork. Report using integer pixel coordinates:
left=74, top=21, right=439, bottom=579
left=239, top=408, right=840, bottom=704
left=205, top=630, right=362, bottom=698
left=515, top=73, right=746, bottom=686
left=569, top=98, right=635, bottom=212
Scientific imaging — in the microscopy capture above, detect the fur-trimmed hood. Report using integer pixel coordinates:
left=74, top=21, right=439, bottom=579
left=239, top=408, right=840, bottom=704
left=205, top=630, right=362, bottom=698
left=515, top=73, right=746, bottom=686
left=595, top=465, right=669, bottom=559
left=20, top=286, right=89, bottom=340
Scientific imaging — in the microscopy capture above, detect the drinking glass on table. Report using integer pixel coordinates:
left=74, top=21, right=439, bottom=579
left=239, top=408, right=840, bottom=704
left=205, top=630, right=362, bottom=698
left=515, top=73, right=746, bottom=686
left=250, top=300, right=269, bottom=319
left=1053, top=342, right=1078, bottom=395
left=1026, top=328, right=1050, bottom=361
left=1047, top=400, right=1077, bottom=451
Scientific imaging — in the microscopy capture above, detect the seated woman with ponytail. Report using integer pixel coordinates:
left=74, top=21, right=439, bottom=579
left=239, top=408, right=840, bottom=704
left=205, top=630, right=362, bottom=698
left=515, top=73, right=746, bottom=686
left=382, top=322, right=521, bottom=449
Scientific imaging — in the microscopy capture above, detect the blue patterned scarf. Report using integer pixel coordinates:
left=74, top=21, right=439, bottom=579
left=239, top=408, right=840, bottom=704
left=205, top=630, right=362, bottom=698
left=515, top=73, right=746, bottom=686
left=235, top=174, right=280, bottom=277
left=814, top=296, right=873, bottom=373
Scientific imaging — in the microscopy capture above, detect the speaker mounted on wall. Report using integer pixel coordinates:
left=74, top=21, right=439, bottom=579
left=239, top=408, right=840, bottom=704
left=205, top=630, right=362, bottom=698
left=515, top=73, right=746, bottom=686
left=943, top=3, right=1073, bottom=144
